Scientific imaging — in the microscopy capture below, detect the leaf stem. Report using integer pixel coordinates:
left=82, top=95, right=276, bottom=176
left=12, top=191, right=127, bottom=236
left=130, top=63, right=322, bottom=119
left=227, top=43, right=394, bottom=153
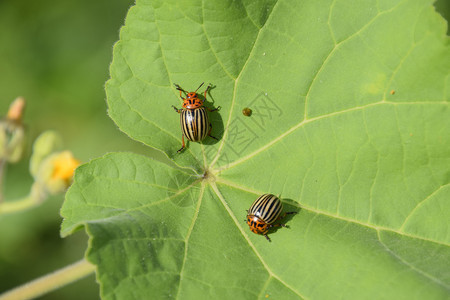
left=0, top=259, right=96, bottom=300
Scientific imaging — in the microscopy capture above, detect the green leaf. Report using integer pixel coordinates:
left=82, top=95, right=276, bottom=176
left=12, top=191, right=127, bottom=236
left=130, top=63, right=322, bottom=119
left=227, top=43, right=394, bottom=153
left=62, top=0, right=450, bottom=298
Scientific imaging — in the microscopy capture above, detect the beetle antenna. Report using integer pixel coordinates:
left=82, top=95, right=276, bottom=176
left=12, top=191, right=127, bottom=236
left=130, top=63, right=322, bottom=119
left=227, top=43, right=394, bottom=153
left=195, top=82, right=205, bottom=92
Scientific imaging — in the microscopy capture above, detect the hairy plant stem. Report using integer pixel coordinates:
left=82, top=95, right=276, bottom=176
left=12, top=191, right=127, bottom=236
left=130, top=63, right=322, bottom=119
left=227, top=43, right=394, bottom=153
left=0, top=259, right=96, bottom=300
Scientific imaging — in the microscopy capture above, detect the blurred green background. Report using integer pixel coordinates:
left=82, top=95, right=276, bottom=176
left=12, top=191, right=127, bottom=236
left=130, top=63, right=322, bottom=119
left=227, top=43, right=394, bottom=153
left=0, top=0, right=448, bottom=299
left=0, top=1, right=139, bottom=299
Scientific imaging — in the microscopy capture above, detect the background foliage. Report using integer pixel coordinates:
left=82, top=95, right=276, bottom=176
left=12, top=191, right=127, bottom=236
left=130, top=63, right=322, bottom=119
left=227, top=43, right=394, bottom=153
left=0, top=0, right=449, bottom=299
left=0, top=1, right=135, bottom=299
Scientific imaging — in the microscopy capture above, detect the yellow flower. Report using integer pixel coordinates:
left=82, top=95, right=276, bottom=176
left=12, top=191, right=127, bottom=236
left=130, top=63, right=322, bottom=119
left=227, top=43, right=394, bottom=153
left=36, top=151, right=81, bottom=195
left=51, top=151, right=81, bottom=184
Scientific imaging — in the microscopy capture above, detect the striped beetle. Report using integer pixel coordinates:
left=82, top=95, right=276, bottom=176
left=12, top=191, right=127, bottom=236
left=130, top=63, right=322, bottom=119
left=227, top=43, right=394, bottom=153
left=172, top=83, right=220, bottom=153
left=246, top=194, right=297, bottom=241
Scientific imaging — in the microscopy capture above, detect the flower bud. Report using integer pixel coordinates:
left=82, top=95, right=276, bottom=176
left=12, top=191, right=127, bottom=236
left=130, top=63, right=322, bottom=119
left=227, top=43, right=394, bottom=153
left=30, top=131, right=63, bottom=178
left=7, top=97, right=25, bottom=121
left=0, top=97, right=26, bottom=163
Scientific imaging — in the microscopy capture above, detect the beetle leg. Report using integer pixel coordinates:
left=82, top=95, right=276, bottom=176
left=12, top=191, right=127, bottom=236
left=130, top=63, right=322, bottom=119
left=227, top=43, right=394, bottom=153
left=204, top=83, right=212, bottom=98
left=207, top=123, right=218, bottom=140
left=174, top=84, right=186, bottom=99
left=177, top=135, right=186, bottom=153
left=272, top=212, right=298, bottom=230
left=263, top=234, right=271, bottom=242
left=271, top=223, right=284, bottom=228
left=207, top=106, right=221, bottom=112
left=278, top=211, right=298, bottom=220
left=172, top=105, right=182, bottom=113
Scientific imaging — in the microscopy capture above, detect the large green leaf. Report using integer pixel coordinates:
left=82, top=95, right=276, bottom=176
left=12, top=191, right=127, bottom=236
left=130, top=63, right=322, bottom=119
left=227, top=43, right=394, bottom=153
left=61, top=0, right=450, bottom=298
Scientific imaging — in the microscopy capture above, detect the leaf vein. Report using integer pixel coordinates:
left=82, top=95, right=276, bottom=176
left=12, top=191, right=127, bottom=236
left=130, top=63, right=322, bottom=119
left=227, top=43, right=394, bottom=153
left=175, top=183, right=205, bottom=299
left=399, top=183, right=449, bottom=231
left=209, top=0, right=281, bottom=169
left=376, top=230, right=450, bottom=289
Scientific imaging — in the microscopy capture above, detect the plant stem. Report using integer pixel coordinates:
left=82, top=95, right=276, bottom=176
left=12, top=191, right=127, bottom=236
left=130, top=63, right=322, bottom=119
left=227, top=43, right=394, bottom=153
left=0, top=259, right=96, bottom=300
left=0, top=159, right=5, bottom=203
left=0, top=195, right=34, bottom=214
left=0, top=182, right=45, bottom=215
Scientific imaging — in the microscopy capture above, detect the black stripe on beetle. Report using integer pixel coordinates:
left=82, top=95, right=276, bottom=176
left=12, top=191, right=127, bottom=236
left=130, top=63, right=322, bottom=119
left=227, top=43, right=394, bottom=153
left=180, top=107, right=209, bottom=142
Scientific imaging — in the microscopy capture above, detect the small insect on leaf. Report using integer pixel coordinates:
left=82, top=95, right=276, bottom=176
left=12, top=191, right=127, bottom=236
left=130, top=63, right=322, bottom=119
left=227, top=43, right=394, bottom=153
left=242, top=107, right=252, bottom=116
left=172, top=83, right=220, bottom=153
left=246, top=194, right=297, bottom=241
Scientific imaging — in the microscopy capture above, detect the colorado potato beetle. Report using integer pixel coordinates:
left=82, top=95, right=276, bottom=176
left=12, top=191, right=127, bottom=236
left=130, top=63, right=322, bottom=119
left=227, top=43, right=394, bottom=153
left=172, top=82, right=220, bottom=153
left=246, top=194, right=297, bottom=241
